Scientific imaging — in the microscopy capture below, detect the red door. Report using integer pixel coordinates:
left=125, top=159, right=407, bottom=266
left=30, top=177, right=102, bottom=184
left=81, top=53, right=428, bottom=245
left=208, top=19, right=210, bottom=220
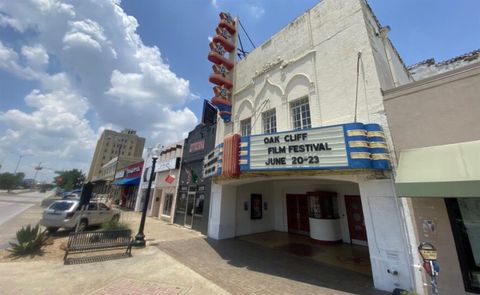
left=345, top=195, right=367, bottom=243
left=286, top=194, right=310, bottom=235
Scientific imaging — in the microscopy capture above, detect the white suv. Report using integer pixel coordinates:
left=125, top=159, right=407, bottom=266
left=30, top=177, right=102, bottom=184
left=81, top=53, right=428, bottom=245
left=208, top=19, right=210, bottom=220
left=40, top=200, right=120, bottom=233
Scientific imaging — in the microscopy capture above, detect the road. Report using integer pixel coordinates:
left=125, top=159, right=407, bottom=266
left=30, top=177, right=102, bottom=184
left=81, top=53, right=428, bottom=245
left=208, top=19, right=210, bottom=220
left=0, top=190, right=50, bottom=249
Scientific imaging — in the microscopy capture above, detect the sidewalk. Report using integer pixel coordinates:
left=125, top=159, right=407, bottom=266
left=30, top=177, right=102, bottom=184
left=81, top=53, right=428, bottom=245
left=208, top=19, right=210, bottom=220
left=125, top=211, right=385, bottom=295
left=0, top=210, right=387, bottom=295
left=0, top=245, right=228, bottom=295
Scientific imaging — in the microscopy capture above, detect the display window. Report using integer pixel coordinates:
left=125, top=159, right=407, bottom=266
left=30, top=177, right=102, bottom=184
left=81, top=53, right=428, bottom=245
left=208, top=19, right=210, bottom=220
left=307, top=192, right=339, bottom=219
left=446, top=198, right=480, bottom=293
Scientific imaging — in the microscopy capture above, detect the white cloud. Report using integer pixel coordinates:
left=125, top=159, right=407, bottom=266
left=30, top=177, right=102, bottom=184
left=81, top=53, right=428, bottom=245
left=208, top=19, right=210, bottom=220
left=249, top=5, right=265, bottom=19
left=21, top=44, right=49, bottom=69
left=0, top=41, right=40, bottom=79
left=0, top=0, right=198, bottom=180
left=211, top=0, right=219, bottom=9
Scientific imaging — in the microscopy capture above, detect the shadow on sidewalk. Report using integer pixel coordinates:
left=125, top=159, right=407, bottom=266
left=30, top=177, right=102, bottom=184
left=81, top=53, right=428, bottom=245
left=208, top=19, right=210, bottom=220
left=205, top=238, right=386, bottom=295
left=65, top=252, right=132, bottom=265
left=157, top=232, right=388, bottom=295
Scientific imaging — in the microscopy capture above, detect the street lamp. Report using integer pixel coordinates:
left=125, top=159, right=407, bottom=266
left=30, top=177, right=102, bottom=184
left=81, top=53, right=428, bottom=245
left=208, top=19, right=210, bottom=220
left=133, top=147, right=159, bottom=247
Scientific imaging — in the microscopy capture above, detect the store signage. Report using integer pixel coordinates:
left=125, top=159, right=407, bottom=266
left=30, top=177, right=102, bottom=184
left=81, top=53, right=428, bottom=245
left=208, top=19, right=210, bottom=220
left=249, top=126, right=348, bottom=170
left=126, top=166, right=141, bottom=175
left=211, top=123, right=390, bottom=178
left=203, top=146, right=221, bottom=178
left=208, top=12, right=236, bottom=123
left=155, top=158, right=178, bottom=173
left=115, top=170, right=125, bottom=179
left=189, top=139, right=205, bottom=153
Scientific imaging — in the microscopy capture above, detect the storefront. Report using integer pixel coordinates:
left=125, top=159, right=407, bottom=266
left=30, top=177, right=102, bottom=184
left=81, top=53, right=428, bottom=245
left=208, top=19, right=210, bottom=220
left=147, top=142, right=182, bottom=221
left=135, top=145, right=182, bottom=219
left=395, top=140, right=480, bottom=294
left=111, top=161, right=143, bottom=210
left=384, top=59, right=480, bottom=294
left=174, top=107, right=217, bottom=234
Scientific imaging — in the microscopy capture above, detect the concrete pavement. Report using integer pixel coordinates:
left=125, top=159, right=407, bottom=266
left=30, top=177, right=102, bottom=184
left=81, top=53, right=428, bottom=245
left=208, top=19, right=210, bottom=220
left=0, top=245, right=229, bottom=295
left=0, top=190, right=49, bottom=249
left=0, top=209, right=388, bottom=295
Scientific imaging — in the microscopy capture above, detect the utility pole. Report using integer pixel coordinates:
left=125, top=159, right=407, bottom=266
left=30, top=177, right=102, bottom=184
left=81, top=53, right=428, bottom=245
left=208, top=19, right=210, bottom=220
left=13, top=155, right=23, bottom=174
left=33, top=162, right=43, bottom=188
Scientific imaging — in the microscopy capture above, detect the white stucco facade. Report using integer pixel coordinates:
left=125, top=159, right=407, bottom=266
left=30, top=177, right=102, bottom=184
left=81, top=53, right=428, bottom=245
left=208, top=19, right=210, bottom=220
left=135, top=142, right=183, bottom=224
left=208, top=0, right=417, bottom=293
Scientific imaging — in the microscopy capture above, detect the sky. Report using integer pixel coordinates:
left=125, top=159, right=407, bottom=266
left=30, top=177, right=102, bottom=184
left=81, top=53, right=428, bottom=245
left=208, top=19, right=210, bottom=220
left=0, top=0, right=479, bottom=183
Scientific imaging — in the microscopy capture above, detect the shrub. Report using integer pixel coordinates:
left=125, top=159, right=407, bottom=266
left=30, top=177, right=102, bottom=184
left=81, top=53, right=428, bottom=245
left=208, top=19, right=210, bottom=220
left=7, top=224, right=48, bottom=256
left=101, top=218, right=129, bottom=231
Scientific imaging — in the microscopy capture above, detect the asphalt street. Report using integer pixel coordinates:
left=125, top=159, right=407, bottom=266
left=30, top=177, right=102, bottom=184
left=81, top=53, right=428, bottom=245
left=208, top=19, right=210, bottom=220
left=0, top=190, right=49, bottom=249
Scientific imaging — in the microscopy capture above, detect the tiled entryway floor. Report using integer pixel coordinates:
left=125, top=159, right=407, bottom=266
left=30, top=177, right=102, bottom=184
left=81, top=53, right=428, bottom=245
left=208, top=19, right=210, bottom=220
left=157, top=230, right=386, bottom=294
left=239, top=231, right=372, bottom=276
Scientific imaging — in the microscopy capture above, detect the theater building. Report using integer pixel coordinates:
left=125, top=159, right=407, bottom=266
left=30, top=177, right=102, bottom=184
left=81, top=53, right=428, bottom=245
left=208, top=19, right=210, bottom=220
left=385, top=57, right=480, bottom=294
left=205, top=0, right=417, bottom=292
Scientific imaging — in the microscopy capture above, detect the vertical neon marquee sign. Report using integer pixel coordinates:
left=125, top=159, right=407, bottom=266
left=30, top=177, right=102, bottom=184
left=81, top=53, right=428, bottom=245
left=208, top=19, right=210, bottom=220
left=207, top=12, right=237, bottom=123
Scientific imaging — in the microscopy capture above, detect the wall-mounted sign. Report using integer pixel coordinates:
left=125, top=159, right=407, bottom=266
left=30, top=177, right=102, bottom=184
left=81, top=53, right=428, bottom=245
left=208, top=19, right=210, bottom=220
left=115, top=170, right=125, bottom=179
left=203, top=145, right=222, bottom=178
left=155, top=157, right=179, bottom=173
left=249, top=126, right=348, bottom=170
left=207, top=122, right=391, bottom=178
left=208, top=12, right=237, bottom=123
left=189, top=139, right=205, bottom=153
left=126, top=166, right=141, bottom=175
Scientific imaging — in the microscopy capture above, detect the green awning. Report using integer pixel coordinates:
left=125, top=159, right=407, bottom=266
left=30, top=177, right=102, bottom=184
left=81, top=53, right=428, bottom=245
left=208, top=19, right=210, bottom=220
left=395, top=140, right=480, bottom=197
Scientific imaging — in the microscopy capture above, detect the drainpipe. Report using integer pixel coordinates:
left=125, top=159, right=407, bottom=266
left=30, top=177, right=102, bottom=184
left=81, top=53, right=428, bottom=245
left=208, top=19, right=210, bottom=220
left=379, top=26, right=400, bottom=87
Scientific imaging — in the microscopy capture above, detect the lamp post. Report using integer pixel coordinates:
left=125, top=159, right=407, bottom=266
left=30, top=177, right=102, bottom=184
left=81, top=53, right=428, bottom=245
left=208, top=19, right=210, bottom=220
left=133, top=147, right=159, bottom=247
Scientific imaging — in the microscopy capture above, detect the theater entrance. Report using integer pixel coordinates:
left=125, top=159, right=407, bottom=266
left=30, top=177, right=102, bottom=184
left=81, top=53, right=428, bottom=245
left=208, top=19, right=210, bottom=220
left=345, top=195, right=368, bottom=246
left=286, top=194, right=310, bottom=235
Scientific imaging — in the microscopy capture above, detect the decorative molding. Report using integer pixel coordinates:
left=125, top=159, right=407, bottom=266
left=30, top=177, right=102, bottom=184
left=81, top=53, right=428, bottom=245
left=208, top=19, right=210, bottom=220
left=236, top=99, right=254, bottom=120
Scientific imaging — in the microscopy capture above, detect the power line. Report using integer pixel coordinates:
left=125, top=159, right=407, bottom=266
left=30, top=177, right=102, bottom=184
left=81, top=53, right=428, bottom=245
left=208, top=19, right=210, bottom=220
left=239, top=20, right=256, bottom=49
left=237, top=33, right=248, bottom=59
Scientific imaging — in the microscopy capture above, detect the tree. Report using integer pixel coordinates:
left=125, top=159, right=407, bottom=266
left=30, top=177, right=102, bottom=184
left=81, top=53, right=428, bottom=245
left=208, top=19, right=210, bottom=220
left=54, top=169, right=85, bottom=190
left=0, top=172, right=25, bottom=190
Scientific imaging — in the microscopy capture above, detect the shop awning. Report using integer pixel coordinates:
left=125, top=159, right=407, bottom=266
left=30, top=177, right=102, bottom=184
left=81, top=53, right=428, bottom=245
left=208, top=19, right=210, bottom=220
left=395, top=140, right=480, bottom=197
left=112, top=177, right=140, bottom=186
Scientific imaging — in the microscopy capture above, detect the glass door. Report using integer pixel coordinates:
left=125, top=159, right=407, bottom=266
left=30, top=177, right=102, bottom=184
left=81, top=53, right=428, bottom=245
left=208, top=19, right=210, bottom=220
left=184, top=192, right=195, bottom=228
left=446, top=198, right=480, bottom=293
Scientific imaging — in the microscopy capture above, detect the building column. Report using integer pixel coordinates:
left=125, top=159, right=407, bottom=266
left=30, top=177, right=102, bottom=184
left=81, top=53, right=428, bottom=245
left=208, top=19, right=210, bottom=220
left=358, top=178, right=414, bottom=292
left=208, top=183, right=237, bottom=239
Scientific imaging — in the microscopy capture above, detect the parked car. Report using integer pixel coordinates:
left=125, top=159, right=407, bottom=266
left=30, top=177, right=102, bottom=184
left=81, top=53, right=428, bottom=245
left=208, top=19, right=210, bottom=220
left=40, top=200, right=120, bottom=233
left=60, top=188, right=82, bottom=198
left=62, top=193, right=80, bottom=200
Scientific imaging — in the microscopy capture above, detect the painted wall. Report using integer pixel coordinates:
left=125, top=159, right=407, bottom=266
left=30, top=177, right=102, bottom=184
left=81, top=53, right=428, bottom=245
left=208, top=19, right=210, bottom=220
left=208, top=183, right=237, bottom=239
left=359, top=178, right=412, bottom=292
left=224, top=0, right=409, bottom=143
left=384, top=62, right=480, bottom=160
left=235, top=181, right=275, bottom=236
left=409, top=198, right=466, bottom=295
